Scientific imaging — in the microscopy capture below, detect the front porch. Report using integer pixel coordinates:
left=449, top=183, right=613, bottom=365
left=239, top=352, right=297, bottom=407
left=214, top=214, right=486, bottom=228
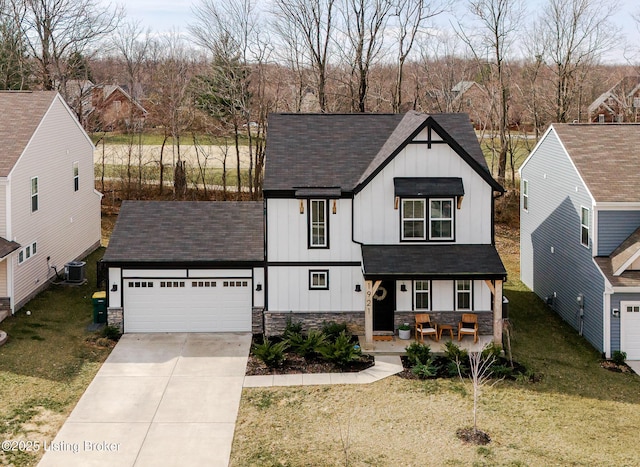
left=358, top=334, right=494, bottom=355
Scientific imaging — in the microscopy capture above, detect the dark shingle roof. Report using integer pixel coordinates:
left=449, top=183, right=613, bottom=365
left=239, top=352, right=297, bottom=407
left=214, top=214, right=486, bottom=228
left=0, top=91, right=58, bottom=176
left=264, top=112, right=500, bottom=194
left=103, top=201, right=264, bottom=264
left=0, top=237, right=20, bottom=258
left=552, top=124, right=640, bottom=202
left=361, top=244, right=506, bottom=278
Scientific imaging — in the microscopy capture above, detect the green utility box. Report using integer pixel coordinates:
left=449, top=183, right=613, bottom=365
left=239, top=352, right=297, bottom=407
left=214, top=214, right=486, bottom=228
left=92, top=291, right=107, bottom=324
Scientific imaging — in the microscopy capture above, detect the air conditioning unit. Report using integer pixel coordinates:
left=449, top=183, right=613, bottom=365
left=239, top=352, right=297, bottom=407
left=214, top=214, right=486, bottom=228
left=65, top=261, right=86, bottom=283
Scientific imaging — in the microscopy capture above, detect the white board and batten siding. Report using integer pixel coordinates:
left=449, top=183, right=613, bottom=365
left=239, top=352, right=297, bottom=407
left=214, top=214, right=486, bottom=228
left=395, top=280, right=492, bottom=312
left=116, top=268, right=256, bottom=333
left=8, top=95, right=101, bottom=310
left=353, top=142, right=493, bottom=245
left=267, top=198, right=361, bottom=262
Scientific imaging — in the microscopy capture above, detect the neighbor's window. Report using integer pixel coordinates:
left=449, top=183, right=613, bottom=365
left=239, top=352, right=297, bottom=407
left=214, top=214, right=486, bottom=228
left=522, top=179, right=529, bottom=212
left=31, top=177, right=38, bottom=212
left=429, top=199, right=454, bottom=240
left=401, top=199, right=426, bottom=240
left=414, top=280, right=430, bottom=310
left=456, top=280, right=472, bottom=310
left=309, top=270, right=329, bottom=290
left=581, top=207, right=590, bottom=247
left=309, top=199, right=328, bottom=247
left=73, top=161, right=79, bottom=192
left=17, top=242, right=37, bottom=265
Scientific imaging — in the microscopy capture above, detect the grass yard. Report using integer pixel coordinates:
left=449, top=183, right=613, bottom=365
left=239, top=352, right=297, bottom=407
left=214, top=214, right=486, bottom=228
left=0, top=249, right=111, bottom=467
left=91, top=131, right=258, bottom=146
left=230, top=225, right=640, bottom=466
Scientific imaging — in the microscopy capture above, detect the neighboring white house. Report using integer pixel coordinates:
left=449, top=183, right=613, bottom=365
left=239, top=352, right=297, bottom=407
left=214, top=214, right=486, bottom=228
left=0, top=91, right=102, bottom=320
left=520, top=123, right=640, bottom=358
left=102, top=112, right=507, bottom=347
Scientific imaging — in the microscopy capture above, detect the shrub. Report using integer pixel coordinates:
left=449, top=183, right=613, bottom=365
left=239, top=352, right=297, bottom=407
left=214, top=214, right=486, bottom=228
left=444, top=340, right=469, bottom=361
left=253, top=338, right=288, bottom=368
left=405, top=341, right=432, bottom=365
left=319, top=330, right=361, bottom=367
left=100, top=325, right=121, bottom=341
left=288, top=330, right=328, bottom=359
left=398, top=323, right=411, bottom=331
left=283, top=318, right=303, bottom=339
left=481, top=342, right=503, bottom=360
left=612, top=350, right=627, bottom=366
left=322, top=321, right=349, bottom=341
left=411, top=358, right=439, bottom=379
left=491, top=364, right=513, bottom=378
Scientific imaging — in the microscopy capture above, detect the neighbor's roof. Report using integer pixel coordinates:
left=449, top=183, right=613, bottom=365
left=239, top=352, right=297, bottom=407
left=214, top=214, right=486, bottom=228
left=610, top=227, right=640, bottom=275
left=552, top=124, right=640, bottom=203
left=0, top=237, right=20, bottom=259
left=102, top=201, right=264, bottom=264
left=0, top=91, right=58, bottom=177
left=361, top=244, right=506, bottom=279
left=264, top=112, right=499, bottom=194
left=595, top=257, right=640, bottom=288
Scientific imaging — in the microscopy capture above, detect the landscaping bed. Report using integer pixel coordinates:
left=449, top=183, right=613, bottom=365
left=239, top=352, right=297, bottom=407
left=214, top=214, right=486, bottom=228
left=246, top=321, right=375, bottom=376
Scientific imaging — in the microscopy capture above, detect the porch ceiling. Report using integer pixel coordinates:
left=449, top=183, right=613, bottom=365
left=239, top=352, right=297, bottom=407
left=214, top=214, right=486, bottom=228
left=361, top=244, right=506, bottom=279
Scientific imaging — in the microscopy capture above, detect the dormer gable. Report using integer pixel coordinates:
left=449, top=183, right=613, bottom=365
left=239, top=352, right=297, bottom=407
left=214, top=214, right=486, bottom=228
left=611, top=227, right=640, bottom=276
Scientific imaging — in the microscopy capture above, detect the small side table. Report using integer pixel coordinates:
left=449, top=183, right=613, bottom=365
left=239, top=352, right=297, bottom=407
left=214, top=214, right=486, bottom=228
left=438, top=324, right=454, bottom=340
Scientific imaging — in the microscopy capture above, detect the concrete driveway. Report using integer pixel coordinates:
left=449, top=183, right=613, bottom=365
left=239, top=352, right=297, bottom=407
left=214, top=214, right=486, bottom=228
left=39, top=333, right=251, bottom=467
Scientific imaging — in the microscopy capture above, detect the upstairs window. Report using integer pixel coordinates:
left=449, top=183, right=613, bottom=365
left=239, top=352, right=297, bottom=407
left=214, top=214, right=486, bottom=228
left=73, top=161, right=79, bottom=192
left=581, top=207, right=590, bottom=247
left=401, top=199, right=426, bottom=240
left=31, top=177, right=38, bottom=212
left=429, top=199, right=454, bottom=240
left=522, top=179, right=529, bottom=212
left=309, top=199, right=328, bottom=248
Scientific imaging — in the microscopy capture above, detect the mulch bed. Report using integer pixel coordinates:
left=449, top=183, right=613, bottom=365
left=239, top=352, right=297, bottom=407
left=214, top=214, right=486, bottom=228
left=600, top=360, right=633, bottom=373
left=456, top=427, right=491, bottom=445
left=246, top=352, right=375, bottom=376
left=397, top=355, right=533, bottom=381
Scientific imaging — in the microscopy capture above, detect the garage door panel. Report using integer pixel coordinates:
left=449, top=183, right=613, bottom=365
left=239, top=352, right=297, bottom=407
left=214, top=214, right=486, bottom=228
left=124, top=278, right=252, bottom=333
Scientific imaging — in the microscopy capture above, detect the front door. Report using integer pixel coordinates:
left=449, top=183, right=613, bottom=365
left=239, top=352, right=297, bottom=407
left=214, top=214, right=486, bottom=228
left=373, top=280, right=395, bottom=332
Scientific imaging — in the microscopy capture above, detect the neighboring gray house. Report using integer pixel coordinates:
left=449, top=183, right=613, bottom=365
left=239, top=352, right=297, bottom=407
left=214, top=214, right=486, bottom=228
left=102, top=112, right=507, bottom=349
left=520, top=124, right=640, bottom=359
left=0, top=91, right=102, bottom=320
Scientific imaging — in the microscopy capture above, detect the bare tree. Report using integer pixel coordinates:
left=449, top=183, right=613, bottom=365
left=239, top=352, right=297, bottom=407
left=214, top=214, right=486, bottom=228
left=457, top=0, right=525, bottom=185
left=390, top=0, right=447, bottom=113
left=273, top=0, right=336, bottom=112
left=112, top=20, right=149, bottom=101
left=0, top=0, right=29, bottom=89
left=341, top=0, right=393, bottom=112
left=536, top=0, right=620, bottom=123
left=15, top=0, right=123, bottom=91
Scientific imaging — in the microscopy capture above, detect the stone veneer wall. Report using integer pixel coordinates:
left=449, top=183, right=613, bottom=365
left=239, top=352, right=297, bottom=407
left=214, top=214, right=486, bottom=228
left=394, top=310, right=493, bottom=335
left=252, top=307, right=264, bottom=334
left=264, top=311, right=365, bottom=337
left=107, top=307, right=123, bottom=333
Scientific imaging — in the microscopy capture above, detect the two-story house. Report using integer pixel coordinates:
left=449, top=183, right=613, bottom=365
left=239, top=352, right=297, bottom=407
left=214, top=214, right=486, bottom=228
left=102, top=112, right=507, bottom=348
left=0, top=91, right=102, bottom=320
left=520, top=123, right=640, bottom=359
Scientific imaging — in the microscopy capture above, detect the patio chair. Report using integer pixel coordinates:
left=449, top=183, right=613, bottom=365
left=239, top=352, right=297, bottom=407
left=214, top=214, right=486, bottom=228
left=415, top=313, right=438, bottom=342
left=458, top=313, right=479, bottom=343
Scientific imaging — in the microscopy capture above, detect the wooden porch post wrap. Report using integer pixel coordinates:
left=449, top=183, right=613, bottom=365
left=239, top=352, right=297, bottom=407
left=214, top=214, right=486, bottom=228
left=493, top=280, right=503, bottom=345
left=364, top=280, right=381, bottom=349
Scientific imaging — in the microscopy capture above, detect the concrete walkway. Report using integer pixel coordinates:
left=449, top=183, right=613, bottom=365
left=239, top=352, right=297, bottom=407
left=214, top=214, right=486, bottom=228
left=243, top=355, right=403, bottom=387
left=39, top=333, right=251, bottom=467
left=626, top=360, right=640, bottom=375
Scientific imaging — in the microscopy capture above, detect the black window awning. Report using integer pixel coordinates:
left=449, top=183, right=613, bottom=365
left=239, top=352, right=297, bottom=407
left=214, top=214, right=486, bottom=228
left=361, top=244, right=506, bottom=280
left=294, top=187, right=342, bottom=198
left=394, top=177, right=464, bottom=198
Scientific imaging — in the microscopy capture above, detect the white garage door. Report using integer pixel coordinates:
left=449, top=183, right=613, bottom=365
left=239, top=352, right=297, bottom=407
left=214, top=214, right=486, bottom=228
left=124, top=277, right=252, bottom=332
left=621, top=302, right=640, bottom=360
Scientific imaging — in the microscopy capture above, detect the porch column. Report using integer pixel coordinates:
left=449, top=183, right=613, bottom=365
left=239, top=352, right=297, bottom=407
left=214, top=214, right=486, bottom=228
left=493, top=279, right=503, bottom=345
left=364, top=279, right=381, bottom=350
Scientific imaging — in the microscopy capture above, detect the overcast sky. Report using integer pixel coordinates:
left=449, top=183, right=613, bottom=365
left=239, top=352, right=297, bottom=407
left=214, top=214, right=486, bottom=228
left=114, top=0, right=639, bottom=65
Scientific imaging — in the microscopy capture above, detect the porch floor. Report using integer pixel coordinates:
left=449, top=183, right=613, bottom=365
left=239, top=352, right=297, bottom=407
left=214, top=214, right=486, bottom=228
left=358, top=334, right=494, bottom=355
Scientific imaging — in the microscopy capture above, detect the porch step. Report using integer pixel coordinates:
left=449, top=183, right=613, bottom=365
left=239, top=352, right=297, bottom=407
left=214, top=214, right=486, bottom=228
left=0, top=309, right=10, bottom=324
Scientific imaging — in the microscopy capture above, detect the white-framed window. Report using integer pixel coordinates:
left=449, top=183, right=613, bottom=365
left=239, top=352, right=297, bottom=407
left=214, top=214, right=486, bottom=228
left=522, top=179, right=529, bottom=212
left=581, top=207, right=589, bottom=247
left=455, top=280, right=472, bottom=310
left=309, top=199, right=328, bottom=248
left=401, top=199, right=426, bottom=240
left=626, top=305, right=640, bottom=313
left=309, top=270, right=329, bottom=290
left=73, top=161, right=79, bottom=192
left=429, top=198, right=454, bottom=240
left=18, top=242, right=37, bottom=265
left=31, top=177, right=38, bottom=212
left=414, top=280, right=430, bottom=310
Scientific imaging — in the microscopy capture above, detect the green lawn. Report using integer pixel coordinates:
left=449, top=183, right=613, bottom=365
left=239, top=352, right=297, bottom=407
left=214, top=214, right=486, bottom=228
left=0, top=248, right=111, bottom=467
left=230, top=227, right=640, bottom=466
